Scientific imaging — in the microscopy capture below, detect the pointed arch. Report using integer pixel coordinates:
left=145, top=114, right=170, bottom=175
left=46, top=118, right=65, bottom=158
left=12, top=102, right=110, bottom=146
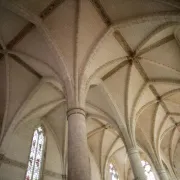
left=25, top=125, right=46, bottom=180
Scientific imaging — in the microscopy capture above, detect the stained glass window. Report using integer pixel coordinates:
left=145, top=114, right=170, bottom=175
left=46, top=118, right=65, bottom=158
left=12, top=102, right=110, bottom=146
left=141, top=160, right=156, bottom=180
left=25, top=126, right=45, bottom=180
left=109, top=163, right=119, bottom=180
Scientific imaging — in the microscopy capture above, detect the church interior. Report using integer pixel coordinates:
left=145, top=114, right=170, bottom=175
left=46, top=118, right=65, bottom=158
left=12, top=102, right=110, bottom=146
left=0, top=0, right=180, bottom=180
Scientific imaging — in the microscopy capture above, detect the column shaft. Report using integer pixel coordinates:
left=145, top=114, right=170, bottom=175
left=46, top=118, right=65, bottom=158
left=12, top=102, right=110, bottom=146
left=128, top=148, right=147, bottom=180
left=67, top=108, right=90, bottom=180
left=157, top=169, right=169, bottom=180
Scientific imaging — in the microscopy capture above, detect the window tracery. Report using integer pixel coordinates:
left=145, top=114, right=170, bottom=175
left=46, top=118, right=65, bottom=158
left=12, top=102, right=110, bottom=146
left=25, top=126, right=45, bottom=180
left=109, top=163, right=119, bottom=180
left=141, top=160, right=155, bottom=180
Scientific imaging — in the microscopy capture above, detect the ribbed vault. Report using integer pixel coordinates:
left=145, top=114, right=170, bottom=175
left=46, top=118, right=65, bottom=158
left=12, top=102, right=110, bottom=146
left=0, top=0, right=180, bottom=180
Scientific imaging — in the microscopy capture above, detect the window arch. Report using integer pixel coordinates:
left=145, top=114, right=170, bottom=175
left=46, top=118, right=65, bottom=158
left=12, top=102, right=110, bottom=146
left=141, top=160, right=156, bottom=180
left=109, top=163, right=119, bottom=180
left=25, top=126, right=45, bottom=180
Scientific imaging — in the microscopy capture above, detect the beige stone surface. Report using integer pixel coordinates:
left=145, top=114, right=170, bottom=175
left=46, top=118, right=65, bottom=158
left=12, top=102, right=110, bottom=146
left=1, top=0, right=180, bottom=179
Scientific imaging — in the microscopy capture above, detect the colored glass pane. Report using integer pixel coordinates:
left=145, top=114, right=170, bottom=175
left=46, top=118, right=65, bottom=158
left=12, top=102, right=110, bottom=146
left=25, top=126, right=45, bottom=180
left=141, top=160, right=156, bottom=180
left=109, top=163, right=119, bottom=180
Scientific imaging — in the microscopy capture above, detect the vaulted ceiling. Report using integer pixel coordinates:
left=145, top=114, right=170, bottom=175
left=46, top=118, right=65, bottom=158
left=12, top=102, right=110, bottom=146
left=0, top=0, right=180, bottom=179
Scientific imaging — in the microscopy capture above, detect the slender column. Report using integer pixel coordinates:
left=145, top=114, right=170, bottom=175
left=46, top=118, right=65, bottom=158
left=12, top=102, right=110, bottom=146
left=151, top=154, right=169, bottom=180
left=127, top=148, right=147, bottom=180
left=67, top=108, right=90, bottom=180
left=157, top=169, right=169, bottom=180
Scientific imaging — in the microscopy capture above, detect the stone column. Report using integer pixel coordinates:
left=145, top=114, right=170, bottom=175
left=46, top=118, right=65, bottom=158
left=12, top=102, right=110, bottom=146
left=127, top=148, right=147, bottom=180
left=67, top=108, right=90, bottom=180
left=157, top=169, right=169, bottom=180
left=151, top=154, right=170, bottom=180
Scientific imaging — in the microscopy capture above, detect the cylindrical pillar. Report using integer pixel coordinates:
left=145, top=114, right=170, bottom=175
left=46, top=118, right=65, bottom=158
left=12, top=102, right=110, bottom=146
left=67, top=108, right=90, bottom=180
left=157, top=169, right=169, bottom=180
left=151, top=155, right=170, bottom=180
left=127, top=148, right=147, bottom=180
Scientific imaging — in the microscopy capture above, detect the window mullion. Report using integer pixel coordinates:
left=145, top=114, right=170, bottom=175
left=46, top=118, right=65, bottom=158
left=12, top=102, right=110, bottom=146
left=31, top=131, right=40, bottom=180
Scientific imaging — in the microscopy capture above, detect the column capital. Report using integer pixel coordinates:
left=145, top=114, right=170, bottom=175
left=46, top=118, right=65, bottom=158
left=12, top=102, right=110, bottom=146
left=157, top=168, right=167, bottom=174
left=67, top=107, right=86, bottom=118
left=127, top=147, right=139, bottom=155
